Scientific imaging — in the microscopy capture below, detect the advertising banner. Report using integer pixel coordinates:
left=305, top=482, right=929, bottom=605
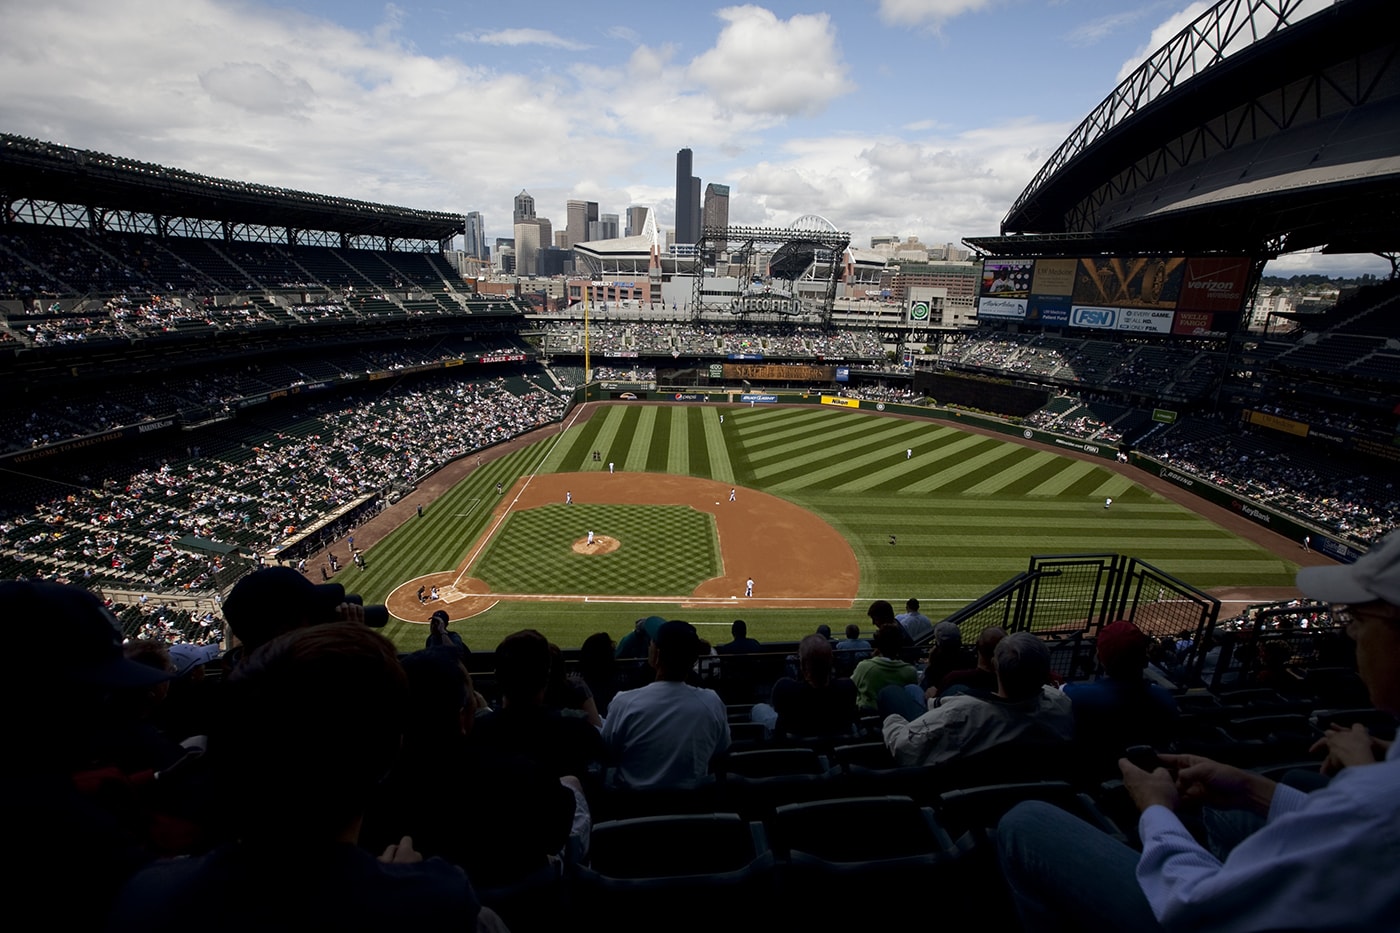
left=1244, top=409, right=1309, bottom=438
left=1177, top=257, right=1251, bottom=312
left=740, top=394, right=778, bottom=403
left=1171, top=310, right=1217, bottom=336
left=820, top=395, right=859, bottom=408
left=1069, top=306, right=1118, bottom=330
left=723, top=363, right=835, bottom=382
left=981, top=259, right=1033, bottom=297
left=1027, top=296, right=1070, bottom=325
left=908, top=298, right=932, bottom=324
left=835, top=367, right=850, bottom=383
left=1030, top=258, right=1076, bottom=296
left=1115, top=308, right=1174, bottom=334
left=1071, top=257, right=1184, bottom=310
left=977, top=296, right=1028, bottom=319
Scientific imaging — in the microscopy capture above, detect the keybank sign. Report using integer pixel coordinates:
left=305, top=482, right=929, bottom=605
left=1071, top=306, right=1117, bottom=329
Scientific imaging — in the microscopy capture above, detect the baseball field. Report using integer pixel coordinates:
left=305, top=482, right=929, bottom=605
left=335, top=403, right=1301, bottom=652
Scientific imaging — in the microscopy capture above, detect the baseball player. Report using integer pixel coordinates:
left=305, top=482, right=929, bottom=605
left=566, top=491, right=572, bottom=505
left=587, top=530, right=595, bottom=547
left=1104, top=497, right=1113, bottom=510
left=906, top=448, right=912, bottom=460
left=608, top=462, right=614, bottom=474
left=729, top=488, right=736, bottom=502
left=745, top=577, right=754, bottom=597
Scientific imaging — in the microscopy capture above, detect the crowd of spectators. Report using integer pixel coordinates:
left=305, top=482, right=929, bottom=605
left=940, top=331, right=1223, bottom=401
left=0, top=374, right=567, bottom=613
left=1139, top=421, right=1397, bottom=544
left=539, top=320, right=883, bottom=361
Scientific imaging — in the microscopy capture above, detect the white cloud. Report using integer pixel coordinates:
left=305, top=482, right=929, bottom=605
left=459, top=28, right=590, bottom=51
left=730, top=117, right=1071, bottom=246
left=1067, top=9, right=1150, bottom=47
left=1115, top=3, right=1213, bottom=82
left=687, top=6, right=852, bottom=117
left=876, top=0, right=999, bottom=29
left=198, top=62, right=314, bottom=116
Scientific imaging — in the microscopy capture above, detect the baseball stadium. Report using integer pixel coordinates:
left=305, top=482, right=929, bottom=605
left=5, top=1, right=1398, bottom=930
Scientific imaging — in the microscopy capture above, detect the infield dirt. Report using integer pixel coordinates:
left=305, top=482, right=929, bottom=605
left=385, top=471, right=860, bottom=622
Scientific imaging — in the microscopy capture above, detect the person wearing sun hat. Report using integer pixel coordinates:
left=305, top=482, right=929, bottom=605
left=996, top=531, right=1400, bottom=931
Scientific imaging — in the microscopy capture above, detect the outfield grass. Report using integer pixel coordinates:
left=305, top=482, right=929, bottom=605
left=337, top=404, right=1299, bottom=652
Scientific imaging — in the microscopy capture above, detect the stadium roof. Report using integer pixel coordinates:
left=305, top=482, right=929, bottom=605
left=990, top=0, right=1400, bottom=259
left=1, top=134, right=464, bottom=242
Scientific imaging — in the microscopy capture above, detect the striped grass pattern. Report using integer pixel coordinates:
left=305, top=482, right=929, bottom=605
left=473, top=504, right=720, bottom=596
left=348, top=404, right=1298, bottom=650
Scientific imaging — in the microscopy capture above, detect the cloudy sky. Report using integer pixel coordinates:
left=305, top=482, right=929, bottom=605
left=1, top=0, right=1383, bottom=276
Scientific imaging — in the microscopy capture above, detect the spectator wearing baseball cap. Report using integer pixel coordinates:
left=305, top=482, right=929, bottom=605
left=425, top=610, right=467, bottom=657
left=221, top=566, right=346, bottom=654
left=1063, top=620, right=1179, bottom=777
left=920, top=620, right=974, bottom=693
left=998, top=532, right=1400, bottom=932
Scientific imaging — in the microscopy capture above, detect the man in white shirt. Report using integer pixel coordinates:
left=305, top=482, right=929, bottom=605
left=997, top=531, right=1400, bottom=932
left=601, top=620, right=730, bottom=788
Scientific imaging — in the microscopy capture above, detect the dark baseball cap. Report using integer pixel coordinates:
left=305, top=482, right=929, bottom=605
left=0, top=581, right=173, bottom=688
left=222, top=567, right=345, bottom=650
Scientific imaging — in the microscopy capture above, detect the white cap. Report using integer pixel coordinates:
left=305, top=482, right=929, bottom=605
left=1296, top=532, right=1400, bottom=607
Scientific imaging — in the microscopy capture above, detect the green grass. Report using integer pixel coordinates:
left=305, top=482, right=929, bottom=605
left=474, top=504, right=720, bottom=595
left=337, top=404, right=1299, bottom=652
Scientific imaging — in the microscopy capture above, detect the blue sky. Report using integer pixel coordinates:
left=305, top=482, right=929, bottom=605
left=1, top=0, right=1382, bottom=275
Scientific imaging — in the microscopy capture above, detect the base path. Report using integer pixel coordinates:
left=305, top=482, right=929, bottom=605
left=386, top=471, right=860, bottom=622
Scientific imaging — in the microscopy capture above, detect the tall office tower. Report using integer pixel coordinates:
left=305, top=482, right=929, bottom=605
left=625, top=205, right=648, bottom=238
left=599, top=213, right=619, bottom=240
left=555, top=230, right=571, bottom=249
left=513, top=220, right=543, bottom=276
left=513, top=190, right=536, bottom=223
left=566, top=199, right=599, bottom=246
left=703, top=183, right=729, bottom=252
left=675, top=148, right=701, bottom=245
left=464, top=211, right=486, bottom=260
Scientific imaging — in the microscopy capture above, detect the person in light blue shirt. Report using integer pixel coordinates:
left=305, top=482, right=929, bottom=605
left=997, top=531, right=1400, bottom=932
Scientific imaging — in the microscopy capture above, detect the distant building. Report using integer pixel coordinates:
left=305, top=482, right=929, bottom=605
left=890, top=260, right=980, bottom=323
left=594, top=213, right=619, bottom=241
left=537, top=246, right=571, bottom=277
left=464, top=211, right=487, bottom=260
left=675, top=148, right=701, bottom=246
left=703, top=183, right=730, bottom=253
left=566, top=199, right=599, bottom=247
left=513, top=190, right=536, bottom=224
left=513, top=217, right=552, bottom=276
left=625, top=205, right=649, bottom=238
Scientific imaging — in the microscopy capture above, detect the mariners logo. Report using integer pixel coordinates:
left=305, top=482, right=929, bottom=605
left=910, top=301, right=930, bottom=321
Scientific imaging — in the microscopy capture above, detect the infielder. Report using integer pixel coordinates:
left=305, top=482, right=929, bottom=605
left=587, top=530, right=595, bottom=546
left=745, top=577, right=754, bottom=597
left=729, top=488, right=736, bottom=502
left=566, top=491, right=572, bottom=505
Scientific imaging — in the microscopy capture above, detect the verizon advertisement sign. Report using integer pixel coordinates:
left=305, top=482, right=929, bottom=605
left=1177, top=257, right=1250, bottom=313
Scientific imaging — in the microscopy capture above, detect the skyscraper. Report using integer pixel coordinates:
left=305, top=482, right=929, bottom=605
left=703, top=183, right=729, bottom=252
left=464, top=211, right=486, bottom=260
left=625, top=205, right=648, bottom=238
left=674, top=149, right=701, bottom=246
left=512, top=217, right=551, bottom=276
left=598, top=213, right=620, bottom=240
left=566, top=199, right=599, bottom=247
left=513, top=190, right=536, bottom=223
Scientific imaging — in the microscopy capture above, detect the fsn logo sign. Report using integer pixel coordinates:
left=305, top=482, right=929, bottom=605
left=1072, top=307, right=1117, bottom=329
left=909, top=300, right=930, bottom=321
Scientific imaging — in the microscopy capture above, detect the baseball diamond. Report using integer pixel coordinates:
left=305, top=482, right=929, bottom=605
left=354, top=402, right=1301, bottom=651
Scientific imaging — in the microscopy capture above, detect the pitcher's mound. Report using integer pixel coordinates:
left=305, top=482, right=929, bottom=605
left=572, top=535, right=620, bottom=555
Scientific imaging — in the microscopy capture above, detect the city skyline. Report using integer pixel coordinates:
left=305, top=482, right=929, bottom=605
left=0, top=0, right=1385, bottom=277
